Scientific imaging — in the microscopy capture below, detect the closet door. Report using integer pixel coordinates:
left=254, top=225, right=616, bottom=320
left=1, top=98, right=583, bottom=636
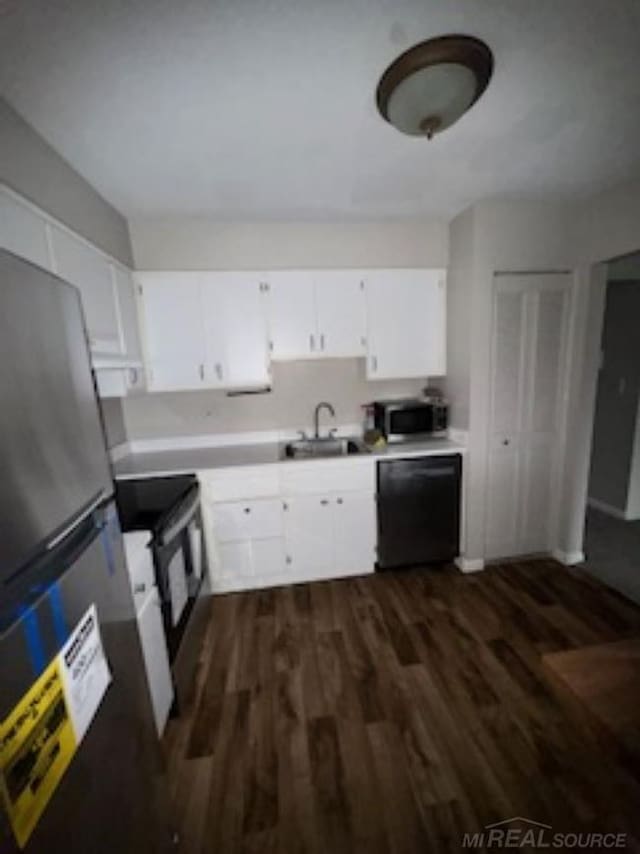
left=485, top=287, right=527, bottom=559
left=485, top=275, right=569, bottom=560
left=519, top=283, right=568, bottom=554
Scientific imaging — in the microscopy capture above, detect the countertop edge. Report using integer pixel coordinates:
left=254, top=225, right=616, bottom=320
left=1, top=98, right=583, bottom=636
left=112, top=439, right=467, bottom=481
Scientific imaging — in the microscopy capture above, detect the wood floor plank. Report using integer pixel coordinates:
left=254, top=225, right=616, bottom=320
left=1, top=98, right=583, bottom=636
left=163, top=560, right=640, bottom=853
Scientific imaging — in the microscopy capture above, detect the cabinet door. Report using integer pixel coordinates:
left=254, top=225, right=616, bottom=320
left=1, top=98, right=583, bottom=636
left=0, top=189, right=51, bottom=270
left=113, top=265, right=141, bottom=360
left=138, top=272, right=206, bottom=391
left=199, top=274, right=229, bottom=389
left=137, top=588, right=174, bottom=735
left=51, top=225, right=121, bottom=352
left=266, top=271, right=317, bottom=360
left=332, top=491, right=376, bottom=577
left=283, top=495, right=333, bottom=579
left=314, top=271, right=367, bottom=358
left=202, top=272, right=270, bottom=388
left=213, top=499, right=282, bottom=543
left=365, top=269, right=446, bottom=379
left=251, top=538, right=286, bottom=579
left=218, top=541, right=253, bottom=580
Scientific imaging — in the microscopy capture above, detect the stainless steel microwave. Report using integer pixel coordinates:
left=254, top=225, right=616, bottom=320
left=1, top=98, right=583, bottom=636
left=372, top=398, right=448, bottom=443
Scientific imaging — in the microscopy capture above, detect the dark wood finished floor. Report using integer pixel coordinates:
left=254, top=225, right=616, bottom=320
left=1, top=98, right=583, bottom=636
left=163, top=561, right=640, bottom=853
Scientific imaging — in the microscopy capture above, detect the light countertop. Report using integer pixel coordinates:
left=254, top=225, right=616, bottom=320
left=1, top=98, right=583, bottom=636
left=112, top=437, right=465, bottom=481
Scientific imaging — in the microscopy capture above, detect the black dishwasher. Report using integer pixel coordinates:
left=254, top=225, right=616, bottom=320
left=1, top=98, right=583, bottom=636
left=376, top=454, right=461, bottom=569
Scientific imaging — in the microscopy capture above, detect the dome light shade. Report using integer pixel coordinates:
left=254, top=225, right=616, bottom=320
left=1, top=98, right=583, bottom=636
left=376, top=35, right=494, bottom=139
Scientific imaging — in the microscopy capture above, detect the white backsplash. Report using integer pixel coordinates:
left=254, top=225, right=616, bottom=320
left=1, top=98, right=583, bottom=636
left=120, top=359, right=431, bottom=441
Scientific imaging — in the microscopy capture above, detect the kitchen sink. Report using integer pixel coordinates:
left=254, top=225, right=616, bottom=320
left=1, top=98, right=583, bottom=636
left=281, top=437, right=366, bottom=459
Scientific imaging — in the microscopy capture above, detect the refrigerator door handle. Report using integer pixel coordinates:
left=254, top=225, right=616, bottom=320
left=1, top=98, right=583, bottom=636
left=45, top=489, right=107, bottom=552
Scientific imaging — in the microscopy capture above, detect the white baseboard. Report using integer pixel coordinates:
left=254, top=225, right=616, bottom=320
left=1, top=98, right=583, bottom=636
left=551, top=548, right=585, bottom=566
left=455, top=556, right=485, bottom=573
left=587, top=497, right=627, bottom=520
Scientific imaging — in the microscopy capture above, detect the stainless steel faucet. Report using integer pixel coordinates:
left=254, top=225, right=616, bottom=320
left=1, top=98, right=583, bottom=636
left=314, top=401, right=336, bottom=439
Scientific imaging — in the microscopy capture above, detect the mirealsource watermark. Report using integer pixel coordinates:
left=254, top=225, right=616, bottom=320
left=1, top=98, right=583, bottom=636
left=462, top=818, right=627, bottom=849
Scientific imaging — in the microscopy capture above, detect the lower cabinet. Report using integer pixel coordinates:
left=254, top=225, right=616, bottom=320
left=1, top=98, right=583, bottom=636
left=201, top=461, right=377, bottom=593
left=283, top=491, right=376, bottom=581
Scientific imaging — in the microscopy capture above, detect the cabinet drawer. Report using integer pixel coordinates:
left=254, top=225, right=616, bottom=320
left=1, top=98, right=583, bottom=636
left=213, top=498, right=283, bottom=542
left=200, top=465, right=280, bottom=502
left=279, top=458, right=374, bottom=496
left=218, top=541, right=253, bottom=579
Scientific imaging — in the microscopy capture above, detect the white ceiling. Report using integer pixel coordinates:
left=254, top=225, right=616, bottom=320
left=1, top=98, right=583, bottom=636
left=2, top=0, right=640, bottom=220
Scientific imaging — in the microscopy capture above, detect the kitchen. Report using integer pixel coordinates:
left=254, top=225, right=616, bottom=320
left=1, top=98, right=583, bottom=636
left=2, top=2, right=640, bottom=852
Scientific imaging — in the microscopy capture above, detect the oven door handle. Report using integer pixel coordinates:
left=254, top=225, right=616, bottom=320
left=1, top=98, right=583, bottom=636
left=157, top=489, right=200, bottom=547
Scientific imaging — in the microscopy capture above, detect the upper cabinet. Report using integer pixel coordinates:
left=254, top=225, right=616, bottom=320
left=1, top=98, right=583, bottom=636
left=265, top=270, right=316, bottom=359
left=313, top=271, right=367, bottom=359
left=364, top=269, right=446, bottom=380
left=265, top=270, right=366, bottom=360
left=138, top=266, right=447, bottom=392
left=50, top=225, right=121, bottom=353
left=138, top=271, right=270, bottom=393
left=1, top=185, right=145, bottom=398
left=201, top=273, right=270, bottom=389
left=0, top=190, right=51, bottom=271
left=138, top=273, right=206, bottom=392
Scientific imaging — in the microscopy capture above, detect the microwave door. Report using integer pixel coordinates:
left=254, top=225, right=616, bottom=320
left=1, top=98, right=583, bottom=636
left=388, top=406, right=434, bottom=441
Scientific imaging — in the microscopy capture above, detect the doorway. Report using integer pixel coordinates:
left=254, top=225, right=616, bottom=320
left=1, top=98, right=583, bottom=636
left=583, top=251, right=640, bottom=603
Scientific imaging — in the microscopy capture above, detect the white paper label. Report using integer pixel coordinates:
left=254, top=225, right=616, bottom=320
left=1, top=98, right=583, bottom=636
left=58, top=604, right=111, bottom=743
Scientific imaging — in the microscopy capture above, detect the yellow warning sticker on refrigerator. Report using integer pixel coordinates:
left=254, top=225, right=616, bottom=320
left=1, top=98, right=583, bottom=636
left=0, top=657, right=77, bottom=848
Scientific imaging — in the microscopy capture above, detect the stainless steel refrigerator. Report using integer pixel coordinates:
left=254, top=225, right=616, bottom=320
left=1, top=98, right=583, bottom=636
left=0, top=250, right=174, bottom=852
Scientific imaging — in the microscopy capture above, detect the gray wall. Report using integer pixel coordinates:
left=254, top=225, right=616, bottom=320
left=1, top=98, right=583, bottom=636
left=122, top=360, right=427, bottom=441
left=589, top=279, right=640, bottom=512
left=129, top=218, right=448, bottom=271
left=0, top=98, right=133, bottom=266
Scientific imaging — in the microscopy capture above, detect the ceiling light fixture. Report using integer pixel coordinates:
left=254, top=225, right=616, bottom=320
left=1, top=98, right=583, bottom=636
left=376, top=34, right=494, bottom=139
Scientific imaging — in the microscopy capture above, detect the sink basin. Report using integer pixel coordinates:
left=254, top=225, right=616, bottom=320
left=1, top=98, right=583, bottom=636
left=282, top=437, right=365, bottom=459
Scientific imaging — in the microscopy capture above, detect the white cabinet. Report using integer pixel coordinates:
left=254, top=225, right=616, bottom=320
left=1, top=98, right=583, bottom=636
left=266, top=270, right=367, bottom=360
left=96, top=265, right=146, bottom=398
left=139, top=272, right=270, bottom=392
left=0, top=189, right=51, bottom=270
left=332, top=492, right=376, bottom=576
left=137, top=588, right=174, bottom=736
left=282, top=457, right=376, bottom=581
left=200, top=274, right=228, bottom=389
left=364, top=269, right=446, bottom=380
left=266, top=270, right=317, bottom=359
left=213, top=497, right=283, bottom=542
left=201, top=272, right=270, bottom=389
left=138, top=272, right=206, bottom=392
left=284, top=495, right=335, bottom=579
left=284, top=490, right=376, bottom=581
left=208, top=495, right=286, bottom=589
left=485, top=275, right=569, bottom=560
left=113, top=265, right=142, bottom=361
left=202, top=459, right=376, bottom=592
left=313, top=271, right=367, bottom=358
left=50, top=225, right=121, bottom=353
